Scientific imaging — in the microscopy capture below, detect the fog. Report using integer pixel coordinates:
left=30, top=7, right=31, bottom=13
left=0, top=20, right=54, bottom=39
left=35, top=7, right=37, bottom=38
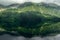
left=0, top=0, right=60, bottom=5
left=0, top=34, right=60, bottom=40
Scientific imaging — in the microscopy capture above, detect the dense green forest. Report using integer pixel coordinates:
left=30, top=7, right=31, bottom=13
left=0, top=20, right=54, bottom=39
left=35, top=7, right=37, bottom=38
left=0, top=2, right=60, bottom=37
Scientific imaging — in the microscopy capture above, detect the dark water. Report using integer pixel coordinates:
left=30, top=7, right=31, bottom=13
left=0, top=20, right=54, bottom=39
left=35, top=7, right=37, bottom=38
left=0, top=34, right=60, bottom=40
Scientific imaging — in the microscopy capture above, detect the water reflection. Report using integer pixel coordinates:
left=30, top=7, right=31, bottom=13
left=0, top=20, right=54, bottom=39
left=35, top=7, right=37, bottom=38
left=0, top=34, right=60, bottom=40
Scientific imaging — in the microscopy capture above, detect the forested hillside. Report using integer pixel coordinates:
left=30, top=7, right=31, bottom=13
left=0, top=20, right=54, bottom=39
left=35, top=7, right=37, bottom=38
left=0, top=2, right=60, bottom=37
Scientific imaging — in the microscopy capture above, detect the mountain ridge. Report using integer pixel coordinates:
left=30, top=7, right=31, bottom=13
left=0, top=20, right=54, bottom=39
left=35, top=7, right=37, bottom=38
left=0, top=2, right=60, bottom=8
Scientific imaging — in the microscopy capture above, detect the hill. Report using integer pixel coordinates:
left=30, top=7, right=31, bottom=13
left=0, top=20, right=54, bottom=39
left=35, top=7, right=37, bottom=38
left=0, top=2, right=60, bottom=37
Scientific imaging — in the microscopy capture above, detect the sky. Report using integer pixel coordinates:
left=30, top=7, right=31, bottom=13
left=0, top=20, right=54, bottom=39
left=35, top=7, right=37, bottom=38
left=0, top=0, right=60, bottom=5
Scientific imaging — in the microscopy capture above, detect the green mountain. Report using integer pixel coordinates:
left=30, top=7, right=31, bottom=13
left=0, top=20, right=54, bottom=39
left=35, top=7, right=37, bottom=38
left=0, top=2, right=60, bottom=37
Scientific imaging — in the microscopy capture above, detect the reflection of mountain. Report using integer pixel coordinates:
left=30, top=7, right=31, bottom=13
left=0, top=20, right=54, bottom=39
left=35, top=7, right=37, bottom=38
left=0, top=2, right=60, bottom=37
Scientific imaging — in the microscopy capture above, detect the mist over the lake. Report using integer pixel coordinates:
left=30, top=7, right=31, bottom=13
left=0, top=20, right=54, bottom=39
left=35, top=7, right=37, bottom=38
left=0, top=34, right=60, bottom=40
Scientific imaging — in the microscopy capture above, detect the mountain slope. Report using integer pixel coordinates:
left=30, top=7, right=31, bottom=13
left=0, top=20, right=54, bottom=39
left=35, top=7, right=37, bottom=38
left=0, top=2, right=60, bottom=37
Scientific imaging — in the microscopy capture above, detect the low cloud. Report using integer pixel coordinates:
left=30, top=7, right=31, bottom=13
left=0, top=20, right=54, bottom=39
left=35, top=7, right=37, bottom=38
left=0, top=0, right=60, bottom=5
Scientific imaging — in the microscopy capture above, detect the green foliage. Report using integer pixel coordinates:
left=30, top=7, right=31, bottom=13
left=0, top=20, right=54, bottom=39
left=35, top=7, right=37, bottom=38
left=0, top=2, right=60, bottom=37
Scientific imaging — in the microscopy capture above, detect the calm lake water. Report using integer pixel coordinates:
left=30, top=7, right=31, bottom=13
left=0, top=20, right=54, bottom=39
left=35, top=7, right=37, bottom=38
left=0, top=34, right=60, bottom=40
